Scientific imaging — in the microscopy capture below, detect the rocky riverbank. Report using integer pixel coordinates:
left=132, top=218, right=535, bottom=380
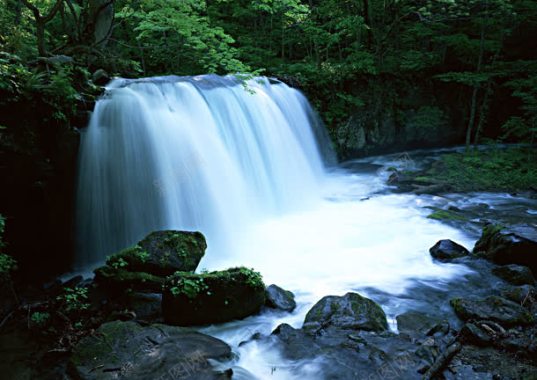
left=1, top=147, right=537, bottom=379
left=1, top=221, right=535, bottom=379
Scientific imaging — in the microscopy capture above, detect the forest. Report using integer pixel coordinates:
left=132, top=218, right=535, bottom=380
left=1, top=1, right=537, bottom=379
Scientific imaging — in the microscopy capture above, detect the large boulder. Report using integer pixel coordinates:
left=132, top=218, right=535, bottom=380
left=265, top=284, right=296, bottom=312
left=450, top=296, right=534, bottom=327
left=303, top=292, right=388, bottom=332
left=111, top=231, right=206, bottom=276
left=429, top=239, right=469, bottom=261
left=473, top=224, right=537, bottom=273
left=492, top=264, right=535, bottom=286
left=69, top=321, right=232, bottom=380
left=94, top=230, right=206, bottom=293
left=162, top=267, right=266, bottom=326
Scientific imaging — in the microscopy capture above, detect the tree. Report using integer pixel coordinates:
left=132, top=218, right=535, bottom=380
left=20, top=0, right=64, bottom=56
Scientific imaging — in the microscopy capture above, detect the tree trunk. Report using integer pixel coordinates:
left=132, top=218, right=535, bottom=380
left=473, top=80, right=493, bottom=145
left=465, top=1, right=487, bottom=151
left=36, top=21, right=47, bottom=56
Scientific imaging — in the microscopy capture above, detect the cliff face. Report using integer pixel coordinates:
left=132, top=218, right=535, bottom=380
left=331, top=78, right=470, bottom=159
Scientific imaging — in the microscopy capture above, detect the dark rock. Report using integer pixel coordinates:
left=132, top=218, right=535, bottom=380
left=449, top=344, right=537, bottom=379
left=473, top=224, right=537, bottom=273
left=396, top=311, right=441, bottom=335
left=92, top=69, right=110, bottom=86
left=499, top=325, right=537, bottom=357
left=387, top=170, right=415, bottom=185
left=94, top=230, right=206, bottom=293
left=270, top=322, right=422, bottom=379
left=450, top=296, right=534, bottom=327
left=271, top=323, right=321, bottom=359
left=124, top=292, right=162, bottom=322
left=501, top=285, right=535, bottom=304
left=303, top=292, right=388, bottom=332
left=492, top=264, right=535, bottom=286
left=69, top=321, right=232, bottom=380
left=429, top=239, right=470, bottom=261
left=265, top=284, right=296, bottom=312
left=460, top=323, right=494, bottom=346
left=162, top=267, right=265, bottom=326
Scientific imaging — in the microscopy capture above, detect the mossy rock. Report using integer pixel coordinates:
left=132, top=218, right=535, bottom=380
left=107, top=230, right=206, bottom=277
left=303, top=292, right=388, bottom=332
left=69, top=320, right=232, bottom=379
left=162, top=267, right=266, bottom=326
left=427, top=209, right=467, bottom=222
left=94, top=230, right=206, bottom=293
left=94, top=266, right=164, bottom=293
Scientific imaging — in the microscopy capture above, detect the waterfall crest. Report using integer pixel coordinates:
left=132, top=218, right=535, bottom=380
left=76, top=75, right=334, bottom=268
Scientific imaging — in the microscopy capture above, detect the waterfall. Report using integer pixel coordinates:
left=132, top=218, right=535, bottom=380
left=76, top=75, right=335, bottom=268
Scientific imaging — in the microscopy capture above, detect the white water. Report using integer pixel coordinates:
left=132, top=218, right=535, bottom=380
left=77, top=75, right=473, bottom=379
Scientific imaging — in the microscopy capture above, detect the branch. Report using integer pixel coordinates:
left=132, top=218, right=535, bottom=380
left=42, top=0, right=64, bottom=23
left=20, top=0, right=64, bottom=24
left=20, top=0, right=41, bottom=20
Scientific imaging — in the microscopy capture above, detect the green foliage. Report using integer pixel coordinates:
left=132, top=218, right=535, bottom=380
left=410, top=106, right=448, bottom=140
left=30, top=311, right=50, bottom=326
left=169, top=266, right=264, bottom=299
left=0, top=0, right=535, bottom=162
left=170, top=277, right=208, bottom=299
left=56, top=286, right=90, bottom=314
left=0, top=253, right=16, bottom=274
left=115, top=0, right=249, bottom=75
left=0, top=214, right=17, bottom=275
left=237, top=267, right=264, bottom=289
left=110, top=257, right=128, bottom=270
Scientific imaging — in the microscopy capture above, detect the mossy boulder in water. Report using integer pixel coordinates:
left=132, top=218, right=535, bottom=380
left=162, top=267, right=266, bottom=326
left=94, top=230, right=206, bottom=293
left=473, top=224, right=537, bottom=273
left=108, top=230, right=206, bottom=276
left=303, top=292, right=388, bottom=332
left=69, top=320, right=232, bottom=380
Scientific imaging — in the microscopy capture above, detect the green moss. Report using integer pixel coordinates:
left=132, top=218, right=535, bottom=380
left=71, top=321, right=142, bottom=367
left=427, top=209, right=467, bottom=221
left=423, top=147, right=537, bottom=192
left=95, top=266, right=164, bottom=292
left=106, top=245, right=142, bottom=267
left=166, top=267, right=265, bottom=298
left=482, top=224, right=504, bottom=238
left=450, top=298, right=463, bottom=315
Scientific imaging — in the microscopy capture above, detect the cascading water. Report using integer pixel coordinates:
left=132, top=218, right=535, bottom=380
left=76, top=75, right=333, bottom=268
left=77, top=75, right=474, bottom=379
